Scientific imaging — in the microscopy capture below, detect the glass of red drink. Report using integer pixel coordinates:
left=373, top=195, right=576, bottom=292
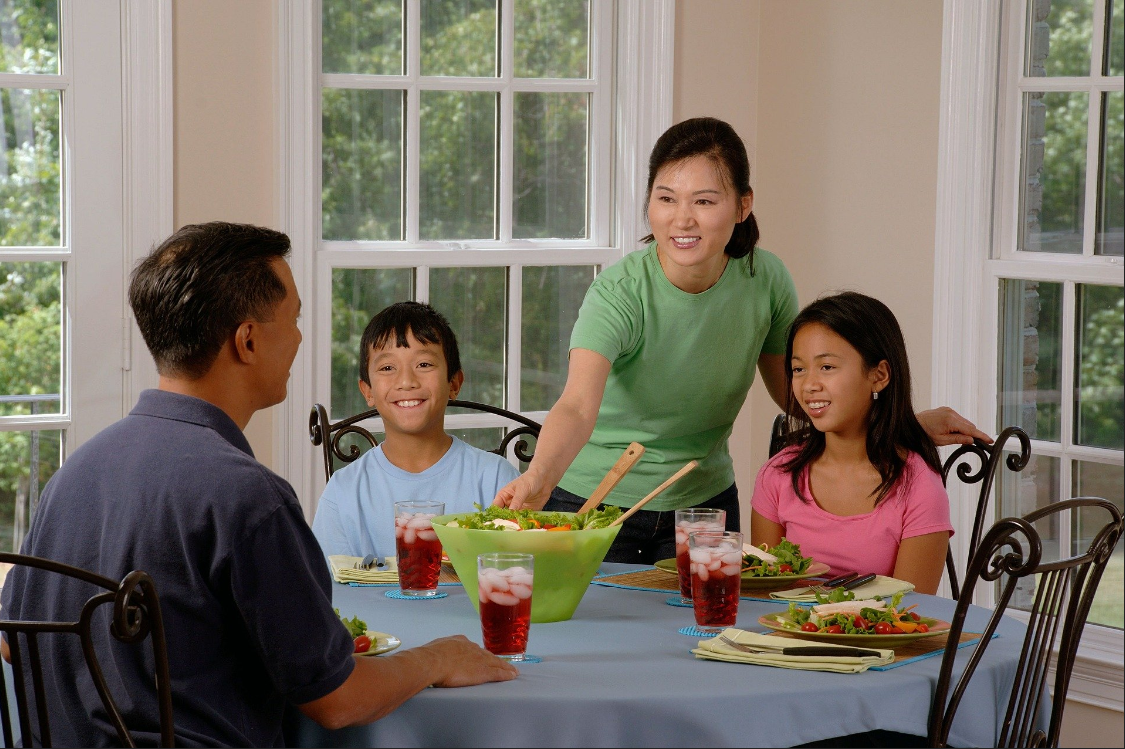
left=688, top=530, right=743, bottom=633
left=673, top=508, right=726, bottom=604
left=477, top=552, right=534, bottom=662
left=393, top=500, right=445, bottom=597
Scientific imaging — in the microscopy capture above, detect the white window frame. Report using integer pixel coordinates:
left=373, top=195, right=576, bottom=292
left=0, top=0, right=170, bottom=543
left=934, top=0, right=1124, bottom=712
left=275, top=0, right=674, bottom=514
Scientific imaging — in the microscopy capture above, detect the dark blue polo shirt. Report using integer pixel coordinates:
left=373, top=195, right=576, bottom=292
left=1, top=390, right=355, bottom=747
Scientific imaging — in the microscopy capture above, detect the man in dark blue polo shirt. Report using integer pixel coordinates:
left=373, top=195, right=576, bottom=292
left=0, top=222, right=516, bottom=746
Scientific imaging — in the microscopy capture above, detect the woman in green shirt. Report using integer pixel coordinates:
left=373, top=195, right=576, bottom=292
left=493, top=117, right=985, bottom=563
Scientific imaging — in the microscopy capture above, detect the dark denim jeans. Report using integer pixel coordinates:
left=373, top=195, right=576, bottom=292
left=545, top=483, right=741, bottom=564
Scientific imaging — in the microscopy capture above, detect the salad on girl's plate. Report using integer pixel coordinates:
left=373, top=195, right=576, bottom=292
left=443, top=504, right=622, bottom=531
left=335, top=609, right=402, bottom=656
left=740, top=539, right=814, bottom=577
left=758, top=591, right=951, bottom=646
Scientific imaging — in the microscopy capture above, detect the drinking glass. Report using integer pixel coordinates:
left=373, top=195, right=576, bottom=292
left=477, top=552, right=534, bottom=661
left=673, top=508, right=726, bottom=604
left=688, top=530, right=743, bottom=633
left=393, top=500, right=445, bottom=596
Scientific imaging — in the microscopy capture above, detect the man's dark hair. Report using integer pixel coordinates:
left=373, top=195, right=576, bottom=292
left=128, top=222, right=292, bottom=379
left=779, top=291, right=942, bottom=506
left=642, top=116, right=760, bottom=268
left=359, top=302, right=462, bottom=385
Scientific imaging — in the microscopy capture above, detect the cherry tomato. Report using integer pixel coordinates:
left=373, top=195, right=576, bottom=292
left=889, top=626, right=904, bottom=634
left=825, top=625, right=844, bottom=635
left=916, top=624, right=929, bottom=633
left=854, top=616, right=869, bottom=630
left=874, top=622, right=893, bottom=635
left=353, top=635, right=372, bottom=653
left=801, top=622, right=820, bottom=632
left=910, top=611, right=921, bottom=621
left=778, top=564, right=793, bottom=573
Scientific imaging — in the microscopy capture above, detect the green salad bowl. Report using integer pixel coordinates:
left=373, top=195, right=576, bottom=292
left=432, top=512, right=621, bottom=623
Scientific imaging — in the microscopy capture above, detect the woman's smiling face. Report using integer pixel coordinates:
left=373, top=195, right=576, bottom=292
left=646, top=155, right=751, bottom=292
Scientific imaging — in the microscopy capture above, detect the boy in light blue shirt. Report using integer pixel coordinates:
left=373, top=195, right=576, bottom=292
left=312, top=302, right=519, bottom=558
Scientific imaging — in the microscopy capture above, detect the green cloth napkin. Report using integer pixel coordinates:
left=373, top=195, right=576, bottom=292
left=692, top=628, right=895, bottom=673
left=768, top=575, right=914, bottom=602
left=329, top=555, right=399, bottom=584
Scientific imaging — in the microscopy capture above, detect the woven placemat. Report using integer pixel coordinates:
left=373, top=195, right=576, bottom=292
left=592, top=568, right=819, bottom=600
left=767, top=630, right=989, bottom=669
left=348, top=564, right=461, bottom=587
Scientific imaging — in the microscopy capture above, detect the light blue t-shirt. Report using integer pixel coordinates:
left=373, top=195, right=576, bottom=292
left=311, top=436, right=520, bottom=559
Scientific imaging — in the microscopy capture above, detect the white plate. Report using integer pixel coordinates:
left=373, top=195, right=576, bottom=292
left=356, top=630, right=402, bottom=657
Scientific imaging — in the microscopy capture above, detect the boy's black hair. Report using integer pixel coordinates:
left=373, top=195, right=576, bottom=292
left=359, top=302, right=462, bottom=385
left=128, top=222, right=291, bottom=379
left=778, top=291, right=942, bottom=506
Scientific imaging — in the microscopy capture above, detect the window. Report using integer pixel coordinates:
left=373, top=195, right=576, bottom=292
left=278, top=0, right=674, bottom=506
left=934, top=0, right=1123, bottom=709
left=0, top=0, right=169, bottom=563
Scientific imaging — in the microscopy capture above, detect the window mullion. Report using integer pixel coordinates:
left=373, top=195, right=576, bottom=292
left=1091, top=0, right=1108, bottom=78
left=416, top=265, right=429, bottom=304
left=405, top=0, right=421, bottom=243
left=1080, top=85, right=1101, bottom=258
left=507, top=266, right=521, bottom=413
left=1058, top=280, right=1076, bottom=563
left=498, top=0, right=514, bottom=244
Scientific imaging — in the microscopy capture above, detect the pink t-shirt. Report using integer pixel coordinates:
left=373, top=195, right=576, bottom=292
left=751, top=448, right=954, bottom=577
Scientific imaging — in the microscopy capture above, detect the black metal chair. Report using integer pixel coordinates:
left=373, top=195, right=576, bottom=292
left=0, top=554, right=175, bottom=747
left=928, top=496, right=1122, bottom=748
left=309, top=400, right=542, bottom=482
left=940, top=426, right=1032, bottom=600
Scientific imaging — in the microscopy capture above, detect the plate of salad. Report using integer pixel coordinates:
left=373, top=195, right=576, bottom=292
left=757, top=591, right=950, bottom=646
left=443, top=504, right=622, bottom=531
left=738, top=539, right=830, bottom=588
left=337, top=609, right=402, bottom=656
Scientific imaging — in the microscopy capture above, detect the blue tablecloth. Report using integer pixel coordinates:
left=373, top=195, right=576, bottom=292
left=297, top=564, right=1035, bottom=747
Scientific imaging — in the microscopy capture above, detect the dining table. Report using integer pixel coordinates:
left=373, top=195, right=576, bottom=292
left=296, top=563, right=1040, bottom=748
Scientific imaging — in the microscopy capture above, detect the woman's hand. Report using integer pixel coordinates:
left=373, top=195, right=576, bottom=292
left=492, top=471, right=552, bottom=511
left=917, top=407, right=992, bottom=447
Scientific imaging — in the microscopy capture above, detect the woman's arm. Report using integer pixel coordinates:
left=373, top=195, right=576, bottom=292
left=916, top=407, right=992, bottom=447
left=757, top=353, right=788, bottom=411
left=750, top=509, right=785, bottom=548
left=492, top=348, right=612, bottom=511
left=891, top=531, right=950, bottom=595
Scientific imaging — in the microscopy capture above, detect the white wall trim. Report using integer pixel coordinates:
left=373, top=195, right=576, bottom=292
left=613, top=0, right=674, bottom=254
left=121, top=0, right=173, bottom=408
left=275, top=0, right=320, bottom=517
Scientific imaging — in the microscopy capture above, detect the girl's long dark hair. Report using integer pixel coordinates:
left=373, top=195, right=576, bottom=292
left=641, top=117, right=760, bottom=271
left=778, top=292, right=942, bottom=506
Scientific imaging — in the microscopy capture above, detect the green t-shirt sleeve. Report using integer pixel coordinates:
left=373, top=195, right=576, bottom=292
left=568, top=277, right=641, bottom=362
left=761, top=255, right=799, bottom=356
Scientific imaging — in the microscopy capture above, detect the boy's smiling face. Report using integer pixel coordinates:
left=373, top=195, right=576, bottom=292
left=359, top=328, right=463, bottom=440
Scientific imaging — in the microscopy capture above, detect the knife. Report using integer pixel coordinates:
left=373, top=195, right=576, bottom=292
left=841, top=573, right=877, bottom=590
left=770, top=645, right=884, bottom=658
left=820, top=572, right=859, bottom=589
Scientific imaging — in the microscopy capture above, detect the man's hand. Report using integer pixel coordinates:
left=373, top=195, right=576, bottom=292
left=917, top=407, right=992, bottom=447
left=492, top=472, right=551, bottom=511
left=424, top=635, right=519, bottom=688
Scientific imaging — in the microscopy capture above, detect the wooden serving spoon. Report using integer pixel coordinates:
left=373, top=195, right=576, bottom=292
left=577, top=442, right=646, bottom=514
left=609, top=460, right=699, bottom=527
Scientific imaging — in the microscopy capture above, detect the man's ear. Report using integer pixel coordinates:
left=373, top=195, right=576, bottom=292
left=358, top=378, right=376, bottom=407
left=449, top=370, right=465, bottom=400
left=233, top=321, right=257, bottom=364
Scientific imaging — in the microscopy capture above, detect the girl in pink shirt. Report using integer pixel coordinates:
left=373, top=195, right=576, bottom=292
left=750, top=292, right=953, bottom=594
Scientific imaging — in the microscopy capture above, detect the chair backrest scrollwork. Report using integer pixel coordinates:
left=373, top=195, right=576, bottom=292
left=928, top=497, right=1123, bottom=748
left=309, top=400, right=542, bottom=483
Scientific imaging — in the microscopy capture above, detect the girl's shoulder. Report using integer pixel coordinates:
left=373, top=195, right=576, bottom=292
left=759, top=445, right=802, bottom=477
left=894, top=450, right=947, bottom=502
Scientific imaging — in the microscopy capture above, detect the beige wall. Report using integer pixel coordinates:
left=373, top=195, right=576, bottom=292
left=172, top=0, right=278, bottom=468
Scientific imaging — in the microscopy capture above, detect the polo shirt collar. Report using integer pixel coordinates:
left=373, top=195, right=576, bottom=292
left=131, top=389, right=254, bottom=458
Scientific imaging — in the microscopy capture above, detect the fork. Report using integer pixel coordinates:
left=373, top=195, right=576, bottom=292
left=717, top=634, right=881, bottom=659
left=353, top=554, right=381, bottom=570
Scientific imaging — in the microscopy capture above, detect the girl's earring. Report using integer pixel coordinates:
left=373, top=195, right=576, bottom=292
left=872, top=391, right=879, bottom=401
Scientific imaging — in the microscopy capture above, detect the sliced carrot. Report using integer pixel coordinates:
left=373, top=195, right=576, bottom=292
left=545, top=524, right=572, bottom=531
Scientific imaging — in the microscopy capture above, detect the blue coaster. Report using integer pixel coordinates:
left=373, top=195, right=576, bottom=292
left=678, top=625, right=720, bottom=638
left=511, top=655, right=542, bottom=664
left=665, top=596, right=694, bottom=608
left=384, top=589, right=448, bottom=600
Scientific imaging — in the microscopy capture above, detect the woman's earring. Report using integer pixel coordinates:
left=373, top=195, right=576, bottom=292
left=872, top=391, right=879, bottom=401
